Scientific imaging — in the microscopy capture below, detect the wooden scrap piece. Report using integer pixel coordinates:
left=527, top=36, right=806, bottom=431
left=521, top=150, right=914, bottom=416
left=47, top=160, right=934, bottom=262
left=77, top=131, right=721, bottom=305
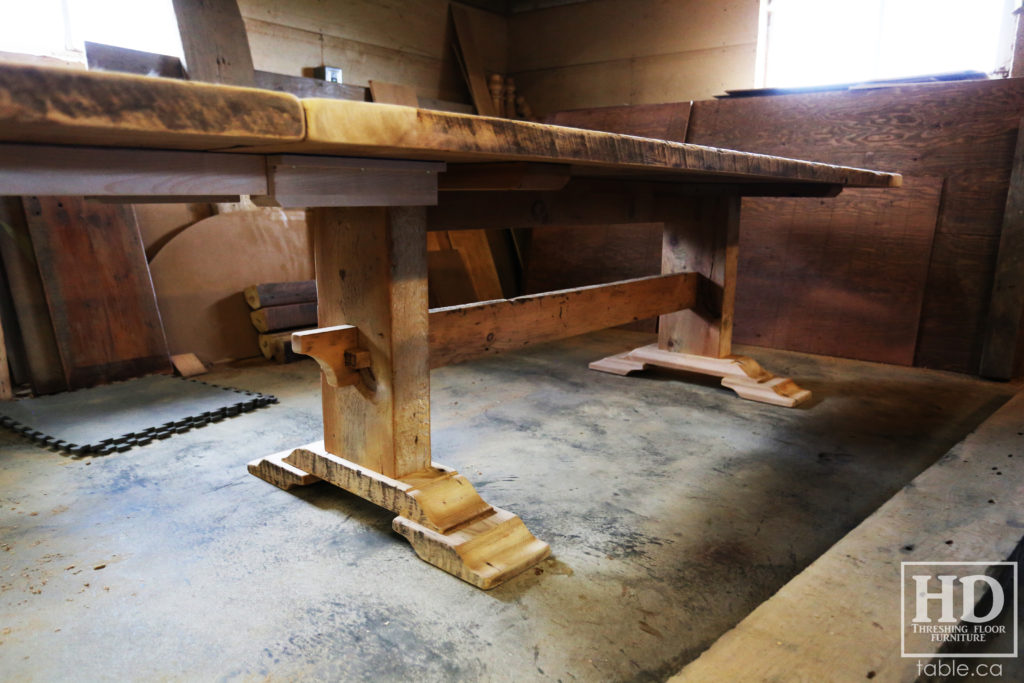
left=170, top=352, right=207, bottom=377
left=171, top=0, right=255, bottom=85
left=244, top=281, right=316, bottom=310
left=980, top=119, right=1024, bottom=379
left=249, top=302, right=317, bottom=333
left=450, top=4, right=497, bottom=117
left=429, top=272, right=697, bottom=368
left=0, top=197, right=66, bottom=394
left=249, top=441, right=551, bottom=589
left=369, top=80, right=419, bottom=107
left=258, top=329, right=310, bottom=364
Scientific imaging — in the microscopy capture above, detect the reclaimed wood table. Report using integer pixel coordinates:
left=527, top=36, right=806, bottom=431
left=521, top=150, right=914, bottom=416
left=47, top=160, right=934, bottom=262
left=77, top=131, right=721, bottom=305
left=0, top=64, right=901, bottom=588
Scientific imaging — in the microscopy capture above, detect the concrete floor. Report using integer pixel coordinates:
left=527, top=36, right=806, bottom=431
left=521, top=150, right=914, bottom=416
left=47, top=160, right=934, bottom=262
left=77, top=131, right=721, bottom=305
left=0, top=330, right=1016, bottom=682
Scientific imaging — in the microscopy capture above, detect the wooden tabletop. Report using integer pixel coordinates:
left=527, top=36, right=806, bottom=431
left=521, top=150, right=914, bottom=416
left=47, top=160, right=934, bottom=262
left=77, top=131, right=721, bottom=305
left=0, top=63, right=901, bottom=189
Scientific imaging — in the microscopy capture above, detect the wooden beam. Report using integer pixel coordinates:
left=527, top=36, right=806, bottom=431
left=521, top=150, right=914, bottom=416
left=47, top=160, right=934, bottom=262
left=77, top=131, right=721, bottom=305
left=980, top=119, right=1024, bottom=379
left=291, top=325, right=363, bottom=388
left=311, top=206, right=431, bottom=479
left=244, top=281, right=316, bottom=310
left=253, top=70, right=367, bottom=102
left=172, top=0, right=255, bottom=85
left=658, top=196, right=740, bottom=358
left=369, top=80, right=419, bottom=107
left=87, top=195, right=241, bottom=204
left=268, top=97, right=900, bottom=188
left=0, top=144, right=267, bottom=198
left=429, top=179, right=844, bottom=231
left=439, top=163, right=571, bottom=191
left=450, top=4, right=497, bottom=117
left=261, top=156, right=444, bottom=208
left=428, top=272, right=697, bottom=368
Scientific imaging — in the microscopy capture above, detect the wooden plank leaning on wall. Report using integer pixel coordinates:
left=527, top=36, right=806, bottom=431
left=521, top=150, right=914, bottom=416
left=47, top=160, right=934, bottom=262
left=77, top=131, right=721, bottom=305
left=979, top=119, right=1024, bottom=379
left=171, top=0, right=255, bottom=85
left=0, top=198, right=65, bottom=395
left=22, top=197, right=172, bottom=387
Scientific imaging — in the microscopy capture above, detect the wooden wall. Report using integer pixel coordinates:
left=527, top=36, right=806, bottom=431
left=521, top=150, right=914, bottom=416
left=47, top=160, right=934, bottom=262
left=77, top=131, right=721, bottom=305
left=238, top=0, right=508, bottom=103
left=508, top=0, right=759, bottom=116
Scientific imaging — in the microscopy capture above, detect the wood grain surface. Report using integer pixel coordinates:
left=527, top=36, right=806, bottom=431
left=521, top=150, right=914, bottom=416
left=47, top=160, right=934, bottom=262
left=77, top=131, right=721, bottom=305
left=244, top=99, right=899, bottom=188
left=172, top=0, right=255, bottom=86
left=311, top=206, right=430, bottom=479
left=0, top=63, right=304, bottom=150
left=687, top=79, right=1024, bottom=373
left=979, top=120, right=1024, bottom=379
left=0, top=198, right=66, bottom=394
left=735, top=177, right=943, bottom=365
left=545, top=101, right=691, bottom=142
left=23, top=196, right=171, bottom=387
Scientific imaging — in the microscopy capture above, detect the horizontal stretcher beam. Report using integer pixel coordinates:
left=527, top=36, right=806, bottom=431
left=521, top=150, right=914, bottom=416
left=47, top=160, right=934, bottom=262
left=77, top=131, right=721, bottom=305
left=427, top=272, right=698, bottom=368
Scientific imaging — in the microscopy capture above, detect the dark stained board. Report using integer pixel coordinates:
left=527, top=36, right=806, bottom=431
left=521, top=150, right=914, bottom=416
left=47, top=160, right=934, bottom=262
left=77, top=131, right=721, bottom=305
left=733, top=177, right=943, bottom=366
left=523, top=224, right=662, bottom=332
left=0, top=197, right=66, bottom=394
left=686, top=78, right=1024, bottom=374
left=545, top=102, right=692, bottom=142
left=23, top=196, right=171, bottom=387
left=979, top=120, right=1024, bottom=379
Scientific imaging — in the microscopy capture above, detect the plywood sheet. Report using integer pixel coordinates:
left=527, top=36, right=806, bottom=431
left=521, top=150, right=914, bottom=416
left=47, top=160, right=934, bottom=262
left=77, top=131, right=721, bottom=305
left=734, top=177, right=943, bottom=365
left=149, top=209, right=313, bottom=364
left=23, top=196, right=171, bottom=387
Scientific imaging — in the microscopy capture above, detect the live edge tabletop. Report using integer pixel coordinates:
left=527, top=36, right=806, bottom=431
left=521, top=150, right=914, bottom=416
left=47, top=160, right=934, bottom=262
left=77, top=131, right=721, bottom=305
left=0, top=63, right=901, bottom=588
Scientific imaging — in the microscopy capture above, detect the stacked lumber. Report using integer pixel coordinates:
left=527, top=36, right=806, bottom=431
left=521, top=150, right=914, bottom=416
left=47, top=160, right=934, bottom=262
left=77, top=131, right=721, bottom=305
left=244, top=281, right=317, bottom=363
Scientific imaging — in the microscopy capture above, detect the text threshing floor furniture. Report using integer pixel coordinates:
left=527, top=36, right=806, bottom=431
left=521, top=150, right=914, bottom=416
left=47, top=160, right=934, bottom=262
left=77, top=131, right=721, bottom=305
left=0, top=63, right=901, bottom=588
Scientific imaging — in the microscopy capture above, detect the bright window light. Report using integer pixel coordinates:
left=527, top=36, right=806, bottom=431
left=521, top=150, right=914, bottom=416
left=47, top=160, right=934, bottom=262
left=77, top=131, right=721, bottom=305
left=0, top=0, right=182, bottom=62
left=764, top=0, right=1010, bottom=88
left=0, top=1, right=73, bottom=58
left=66, top=0, right=183, bottom=59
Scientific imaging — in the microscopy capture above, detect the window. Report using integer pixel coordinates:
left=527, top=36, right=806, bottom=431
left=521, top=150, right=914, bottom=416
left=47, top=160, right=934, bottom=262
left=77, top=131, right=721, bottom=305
left=1, top=0, right=182, bottom=64
left=760, top=0, right=1015, bottom=88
